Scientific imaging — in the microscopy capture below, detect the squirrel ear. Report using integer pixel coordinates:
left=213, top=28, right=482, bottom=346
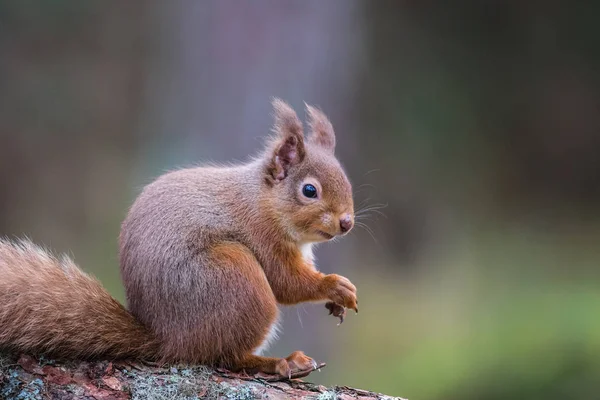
left=268, top=98, right=305, bottom=182
left=305, top=103, right=335, bottom=152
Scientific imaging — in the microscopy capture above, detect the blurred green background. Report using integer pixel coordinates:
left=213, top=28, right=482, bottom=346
left=1, top=1, right=600, bottom=399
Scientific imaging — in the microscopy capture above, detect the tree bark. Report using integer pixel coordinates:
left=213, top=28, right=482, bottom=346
left=0, top=354, right=404, bottom=400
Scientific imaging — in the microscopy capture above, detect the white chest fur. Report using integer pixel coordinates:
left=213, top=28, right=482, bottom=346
left=299, top=243, right=315, bottom=265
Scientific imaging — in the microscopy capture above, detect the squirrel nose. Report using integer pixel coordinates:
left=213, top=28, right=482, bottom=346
left=339, top=214, right=353, bottom=233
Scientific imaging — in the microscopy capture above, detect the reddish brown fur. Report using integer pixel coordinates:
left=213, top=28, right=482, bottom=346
left=0, top=240, right=158, bottom=359
left=0, top=99, right=357, bottom=377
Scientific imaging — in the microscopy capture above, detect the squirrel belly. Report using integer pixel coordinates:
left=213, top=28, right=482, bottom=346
left=0, top=239, right=158, bottom=360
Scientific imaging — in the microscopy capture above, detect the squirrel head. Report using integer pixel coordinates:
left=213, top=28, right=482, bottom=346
left=262, top=99, right=354, bottom=243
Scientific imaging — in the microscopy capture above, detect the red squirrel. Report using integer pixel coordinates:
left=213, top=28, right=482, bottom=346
left=0, top=99, right=357, bottom=378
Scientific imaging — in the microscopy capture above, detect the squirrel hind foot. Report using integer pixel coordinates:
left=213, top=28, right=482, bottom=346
left=230, top=351, right=321, bottom=381
left=282, top=350, right=320, bottom=379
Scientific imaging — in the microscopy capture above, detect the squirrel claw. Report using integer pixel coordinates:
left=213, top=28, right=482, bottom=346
left=288, top=362, right=327, bottom=380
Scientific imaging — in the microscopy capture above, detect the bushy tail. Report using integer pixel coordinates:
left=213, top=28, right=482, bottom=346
left=0, top=239, right=158, bottom=360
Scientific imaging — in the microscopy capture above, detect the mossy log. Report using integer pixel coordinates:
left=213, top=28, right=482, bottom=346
left=0, top=354, right=404, bottom=400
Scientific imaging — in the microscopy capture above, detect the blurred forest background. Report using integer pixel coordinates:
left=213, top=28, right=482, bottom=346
left=1, top=1, right=600, bottom=399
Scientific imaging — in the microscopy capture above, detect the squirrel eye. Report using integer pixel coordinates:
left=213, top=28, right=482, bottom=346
left=302, top=184, right=318, bottom=199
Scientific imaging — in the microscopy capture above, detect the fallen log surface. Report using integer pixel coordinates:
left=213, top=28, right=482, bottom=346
left=0, top=354, right=406, bottom=399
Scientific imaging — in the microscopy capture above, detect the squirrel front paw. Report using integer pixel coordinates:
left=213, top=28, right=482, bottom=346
left=321, top=274, right=358, bottom=323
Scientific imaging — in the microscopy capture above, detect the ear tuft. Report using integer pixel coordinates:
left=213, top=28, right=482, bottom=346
left=305, top=103, right=335, bottom=152
left=267, top=98, right=305, bottom=182
left=272, top=98, right=303, bottom=138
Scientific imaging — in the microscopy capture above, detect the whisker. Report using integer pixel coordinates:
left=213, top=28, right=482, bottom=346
left=355, top=214, right=379, bottom=222
left=355, top=221, right=379, bottom=245
left=355, top=204, right=388, bottom=218
left=355, top=221, right=376, bottom=236
left=357, top=209, right=388, bottom=219
left=355, top=212, right=381, bottom=222
left=357, top=202, right=388, bottom=208
left=355, top=202, right=388, bottom=212
left=362, top=169, right=381, bottom=177
left=353, top=184, right=377, bottom=196
left=355, top=197, right=372, bottom=209
left=296, top=307, right=303, bottom=328
left=356, top=183, right=377, bottom=189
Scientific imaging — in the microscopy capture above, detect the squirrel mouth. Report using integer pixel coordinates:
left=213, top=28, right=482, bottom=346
left=317, top=231, right=334, bottom=240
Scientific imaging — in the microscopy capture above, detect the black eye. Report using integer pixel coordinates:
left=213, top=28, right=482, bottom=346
left=302, top=184, right=318, bottom=199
